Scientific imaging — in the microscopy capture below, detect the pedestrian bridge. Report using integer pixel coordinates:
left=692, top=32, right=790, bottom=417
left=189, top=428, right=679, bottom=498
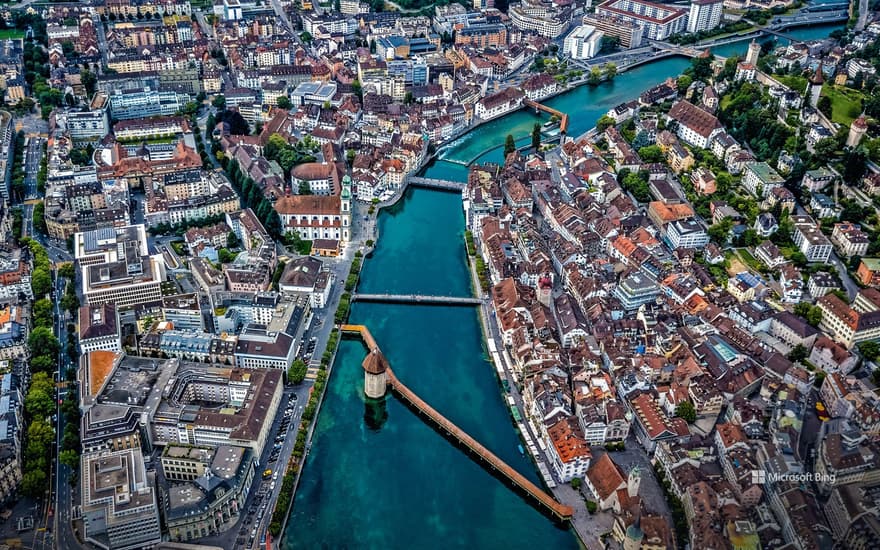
left=340, top=324, right=574, bottom=520
left=352, top=293, right=482, bottom=306
left=408, top=177, right=467, bottom=191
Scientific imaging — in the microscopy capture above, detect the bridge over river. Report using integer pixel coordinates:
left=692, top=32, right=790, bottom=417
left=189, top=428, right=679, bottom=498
left=341, top=324, right=574, bottom=521
left=352, top=293, right=482, bottom=305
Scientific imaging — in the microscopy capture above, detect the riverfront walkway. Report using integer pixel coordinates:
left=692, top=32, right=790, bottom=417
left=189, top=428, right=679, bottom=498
left=352, top=293, right=482, bottom=305
left=408, top=177, right=466, bottom=191
left=340, top=324, right=574, bottom=521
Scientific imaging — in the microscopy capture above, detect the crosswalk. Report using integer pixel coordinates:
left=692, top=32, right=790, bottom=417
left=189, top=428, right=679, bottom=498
left=305, top=359, right=322, bottom=380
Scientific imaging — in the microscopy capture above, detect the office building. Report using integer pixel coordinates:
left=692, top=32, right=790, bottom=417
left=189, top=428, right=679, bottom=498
left=596, top=0, right=688, bottom=41
left=81, top=447, right=163, bottom=550
left=563, top=25, right=604, bottom=60
left=687, top=0, right=723, bottom=34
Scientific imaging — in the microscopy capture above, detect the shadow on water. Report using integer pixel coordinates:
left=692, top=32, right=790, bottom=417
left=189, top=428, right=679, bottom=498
left=364, top=397, right=389, bottom=431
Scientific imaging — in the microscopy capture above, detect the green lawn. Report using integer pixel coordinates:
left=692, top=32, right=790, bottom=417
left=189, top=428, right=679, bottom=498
left=737, top=249, right=763, bottom=272
left=775, top=75, right=807, bottom=92
left=0, top=29, right=25, bottom=40
left=821, top=85, right=864, bottom=127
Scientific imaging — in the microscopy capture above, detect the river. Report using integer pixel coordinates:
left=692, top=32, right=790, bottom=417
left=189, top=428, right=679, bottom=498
left=284, top=21, right=842, bottom=550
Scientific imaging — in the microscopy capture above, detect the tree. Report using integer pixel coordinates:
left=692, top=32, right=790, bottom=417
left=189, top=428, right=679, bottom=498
left=596, top=115, right=615, bottom=133
left=59, top=449, right=80, bottom=470
left=81, top=69, right=97, bottom=96
left=603, top=62, right=617, bottom=79
left=288, top=359, right=308, bottom=385
left=794, top=302, right=812, bottom=319
left=298, top=180, right=312, bottom=195
left=504, top=134, right=516, bottom=156
left=688, top=56, right=714, bottom=80
left=788, top=344, right=808, bottom=363
left=860, top=341, right=880, bottom=362
left=571, top=477, right=582, bottom=490
left=842, top=149, right=867, bottom=184
left=29, top=355, right=55, bottom=374
left=31, top=266, right=51, bottom=297
left=25, top=387, right=53, bottom=419
left=531, top=124, right=541, bottom=150
left=300, top=31, right=313, bottom=44
left=346, top=149, right=356, bottom=167
left=599, top=35, right=620, bottom=54
left=32, top=298, right=53, bottom=329
left=227, top=231, right=240, bottom=249
left=28, top=327, right=60, bottom=360
left=677, top=74, right=693, bottom=93
left=58, top=263, right=75, bottom=279
left=817, top=95, right=832, bottom=118
left=277, top=96, right=292, bottom=110
left=638, top=145, right=664, bottom=163
left=61, top=283, right=79, bottom=317
left=675, top=401, right=697, bottom=423
left=21, top=469, right=47, bottom=497
left=813, top=138, right=839, bottom=164
left=806, top=306, right=823, bottom=327
left=212, top=94, right=226, bottom=110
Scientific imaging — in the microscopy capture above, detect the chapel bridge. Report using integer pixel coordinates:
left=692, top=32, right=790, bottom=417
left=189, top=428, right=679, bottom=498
left=341, top=324, right=573, bottom=521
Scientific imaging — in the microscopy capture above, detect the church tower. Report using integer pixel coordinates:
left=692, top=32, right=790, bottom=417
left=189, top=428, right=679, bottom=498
left=341, top=174, right=352, bottom=242
left=627, top=466, right=641, bottom=498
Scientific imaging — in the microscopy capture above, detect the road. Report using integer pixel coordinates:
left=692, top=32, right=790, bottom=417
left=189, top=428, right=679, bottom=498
left=193, top=9, right=216, bottom=40
left=52, top=272, right=82, bottom=550
left=856, top=0, right=869, bottom=31
left=269, top=0, right=294, bottom=36
left=24, top=136, right=44, bottom=201
left=93, top=15, right=109, bottom=65
left=22, top=202, right=33, bottom=238
left=192, top=384, right=311, bottom=550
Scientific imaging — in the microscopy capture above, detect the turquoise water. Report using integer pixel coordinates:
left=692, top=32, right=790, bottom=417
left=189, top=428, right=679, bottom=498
left=285, top=189, right=576, bottom=550
left=285, top=21, right=843, bottom=550
left=428, top=22, right=843, bottom=178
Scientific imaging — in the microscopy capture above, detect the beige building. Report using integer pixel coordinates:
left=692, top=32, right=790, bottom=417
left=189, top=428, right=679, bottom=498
left=161, top=445, right=256, bottom=542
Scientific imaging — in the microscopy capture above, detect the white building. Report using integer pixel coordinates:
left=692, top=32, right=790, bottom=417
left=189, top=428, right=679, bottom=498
left=546, top=418, right=592, bottom=483
left=687, top=0, right=723, bottom=34
left=563, top=25, right=604, bottom=60
left=742, top=162, right=784, bottom=198
left=597, top=0, right=688, bottom=41
left=290, top=81, right=338, bottom=107
left=666, top=219, right=709, bottom=249
left=64, top=101, right=111, bottom=143
left=792, top=215, right=833, bottom=263
left=508, top=0, right=572, bottom=38
left=78, top=304, right=122, bottom=353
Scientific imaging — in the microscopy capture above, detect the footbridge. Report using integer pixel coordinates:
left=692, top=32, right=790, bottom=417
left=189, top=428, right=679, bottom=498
left=523, top=99, right=569, bottom=133
left=341, top=324, right=574, bottom=521
left=352, top=293, right=482, bottom=305
left=434, top=157, right=469, bottom=167
left=408, top=177, right=467, bottom=191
